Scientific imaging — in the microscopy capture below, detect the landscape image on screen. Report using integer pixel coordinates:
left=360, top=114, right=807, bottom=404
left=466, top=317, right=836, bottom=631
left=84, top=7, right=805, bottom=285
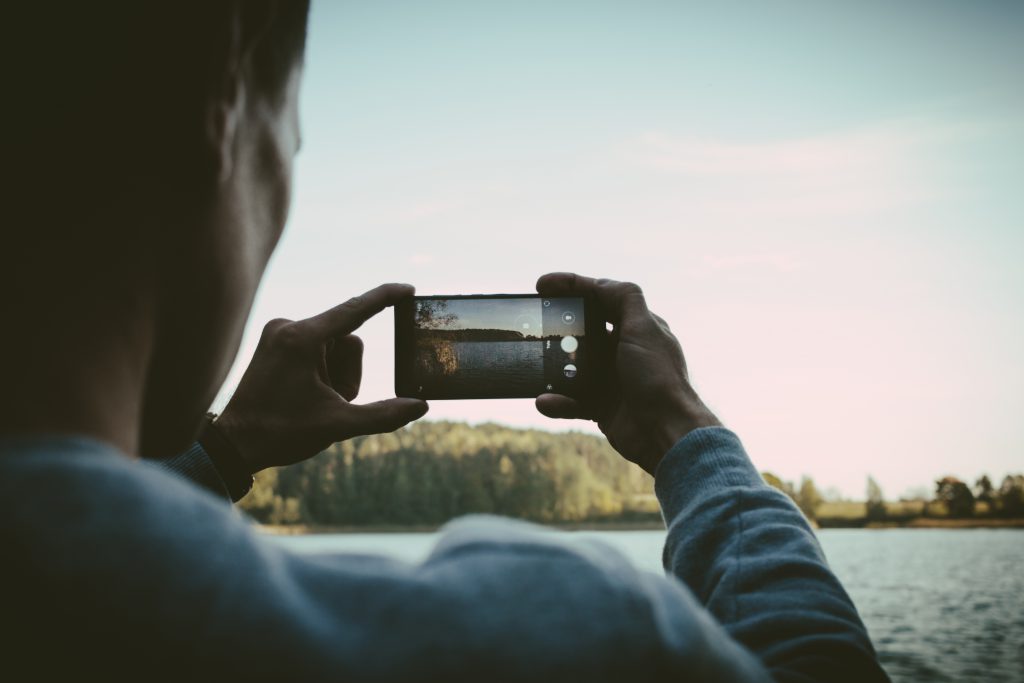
left=413, top=297, right=584, bottom=397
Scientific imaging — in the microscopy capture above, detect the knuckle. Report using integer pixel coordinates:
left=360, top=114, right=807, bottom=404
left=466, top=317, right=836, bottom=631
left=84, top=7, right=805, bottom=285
left=343, top=295, right=366, bottom=311
left=271, top=322, right=308, bottom=352
left=619, top=281, right=644, bottom=296
left=262, top=318, right=291, bottom=336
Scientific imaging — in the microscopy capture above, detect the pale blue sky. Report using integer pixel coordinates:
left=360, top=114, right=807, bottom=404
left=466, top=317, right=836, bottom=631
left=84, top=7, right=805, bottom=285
left=219, top=0, right=1024, bottom=498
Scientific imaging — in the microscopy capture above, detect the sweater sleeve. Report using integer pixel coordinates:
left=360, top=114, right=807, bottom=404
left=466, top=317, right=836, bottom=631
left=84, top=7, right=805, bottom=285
left=155, top=442, right=231, bottom=502
left=654, top=427, right=890, bottom=683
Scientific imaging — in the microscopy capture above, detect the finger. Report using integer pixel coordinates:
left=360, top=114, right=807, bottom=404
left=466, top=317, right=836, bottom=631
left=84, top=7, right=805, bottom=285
left=650, top=312, right=671, bottom=331
left=327, top=335, right=363, bottom=401
left=535, top=272, right=649, bottom=327
left=257, top=317, right=294, bottom=350
left=305, top=283, right=415, bottom=340
left=337, top=398, right=429, bottom=438
left=535, top=393, right=591, bottom=421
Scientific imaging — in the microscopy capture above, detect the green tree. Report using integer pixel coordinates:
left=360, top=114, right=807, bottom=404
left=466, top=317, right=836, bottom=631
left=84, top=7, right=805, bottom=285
left=796, top=477, right=823, bottom=522
left=865, top=476, right=886, bottom=522
left=935, top=476, right=975, bottom=518
left=997, top=474, right=1024, bottom=517
left=974, top=475, right=995, bottom=514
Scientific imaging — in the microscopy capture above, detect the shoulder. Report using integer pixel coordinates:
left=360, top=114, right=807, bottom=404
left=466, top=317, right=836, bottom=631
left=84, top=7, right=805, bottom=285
left=0, top=436, right=237, bottom=539
left=0, top=437, right=254, bottom=592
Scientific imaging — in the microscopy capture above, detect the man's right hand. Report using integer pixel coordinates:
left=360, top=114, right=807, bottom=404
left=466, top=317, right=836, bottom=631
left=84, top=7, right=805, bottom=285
left=535, top=273, right=720, bottom=476
left=215, top=283, right=429, bottom=475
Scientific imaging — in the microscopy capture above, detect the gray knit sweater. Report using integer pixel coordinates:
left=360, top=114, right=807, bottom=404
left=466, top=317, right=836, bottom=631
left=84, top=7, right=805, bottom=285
left=0, top=428, right=888, bottom=681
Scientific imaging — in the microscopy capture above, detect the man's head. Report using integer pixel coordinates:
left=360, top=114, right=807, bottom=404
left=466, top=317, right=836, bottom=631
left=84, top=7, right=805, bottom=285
left=4, top=1, right=310, bottom=456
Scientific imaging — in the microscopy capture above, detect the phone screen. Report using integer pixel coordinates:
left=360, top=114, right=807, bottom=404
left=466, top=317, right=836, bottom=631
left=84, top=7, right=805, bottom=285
left=395, top=295, right=598, bottom=399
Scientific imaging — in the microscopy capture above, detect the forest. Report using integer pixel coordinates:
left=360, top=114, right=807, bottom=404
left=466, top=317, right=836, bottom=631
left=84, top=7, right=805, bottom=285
left=240, top=421, right=656, bottom=526
left=239, top=421, right=1024, bottom=529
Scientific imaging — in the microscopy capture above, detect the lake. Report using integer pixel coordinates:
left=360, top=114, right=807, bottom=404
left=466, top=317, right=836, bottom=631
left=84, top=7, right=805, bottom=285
left=265, top=527, right=1024, bottom=682
left=419, top=340, right=545, bottom=395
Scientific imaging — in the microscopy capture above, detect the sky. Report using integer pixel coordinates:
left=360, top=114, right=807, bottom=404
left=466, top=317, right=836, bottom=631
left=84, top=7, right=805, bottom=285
left=417, top=298, right=542, bottom=332
left=217, top=0, right=1024, bottom=499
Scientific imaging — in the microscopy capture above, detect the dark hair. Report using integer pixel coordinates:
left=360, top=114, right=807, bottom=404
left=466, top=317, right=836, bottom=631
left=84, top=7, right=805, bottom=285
left=249, top=0, right=312, bottom=95
left=4, top=1, right=310, bottom=233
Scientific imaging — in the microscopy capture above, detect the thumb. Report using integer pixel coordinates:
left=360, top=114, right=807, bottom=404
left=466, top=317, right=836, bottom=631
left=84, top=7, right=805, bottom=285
left=535, top=393, right=589, bottom=420
left=339, top=398, right=429, bottom=438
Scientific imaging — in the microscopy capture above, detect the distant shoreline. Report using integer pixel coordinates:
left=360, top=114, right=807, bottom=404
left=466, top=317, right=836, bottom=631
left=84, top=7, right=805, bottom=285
left=860, top=517, right=1024, bottom=529
left=258, top=518, right=1024, bottom=535
left=258, top=520, right=668, bottom=535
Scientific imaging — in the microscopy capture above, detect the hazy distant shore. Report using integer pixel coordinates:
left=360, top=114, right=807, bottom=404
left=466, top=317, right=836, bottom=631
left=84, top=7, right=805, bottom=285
left=861, top=517, right=1024, bottom=529
left=258, top=517, right=1024, bottom=535
left=258, top=520, right=668, bottom=535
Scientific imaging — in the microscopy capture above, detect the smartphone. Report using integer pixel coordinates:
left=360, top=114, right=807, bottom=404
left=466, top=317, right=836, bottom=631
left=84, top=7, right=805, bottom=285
left=395, top=294, right=604, bottom=400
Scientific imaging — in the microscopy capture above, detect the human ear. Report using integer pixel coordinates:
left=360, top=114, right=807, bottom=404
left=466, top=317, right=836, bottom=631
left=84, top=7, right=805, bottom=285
left=204, top=1, right=278, bottom=183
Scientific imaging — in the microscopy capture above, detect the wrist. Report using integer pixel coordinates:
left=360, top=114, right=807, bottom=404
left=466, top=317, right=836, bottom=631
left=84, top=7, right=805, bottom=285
left=213, top=409, right=264, bottom=474
left=198, top=413, right=256, bottom=502
left=648, top=398, right=721, bottom=473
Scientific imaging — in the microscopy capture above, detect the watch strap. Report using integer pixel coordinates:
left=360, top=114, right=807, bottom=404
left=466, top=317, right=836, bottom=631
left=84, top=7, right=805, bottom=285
left=198, top=413, right=254, bottom=502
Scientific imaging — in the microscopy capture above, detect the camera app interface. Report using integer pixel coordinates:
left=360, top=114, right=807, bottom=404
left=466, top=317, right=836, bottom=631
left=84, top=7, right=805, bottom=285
left=412, top=297, right=586, bottom=398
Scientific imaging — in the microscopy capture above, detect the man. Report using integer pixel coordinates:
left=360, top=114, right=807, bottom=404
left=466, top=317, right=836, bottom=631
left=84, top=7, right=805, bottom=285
left=1, top=2, right=889, bottom=680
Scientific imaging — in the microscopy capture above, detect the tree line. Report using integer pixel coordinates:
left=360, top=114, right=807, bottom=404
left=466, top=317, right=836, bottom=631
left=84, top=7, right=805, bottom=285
left=239, top=420, right=1024, bottom=528
left=761, top=471, right=1024, bottom=524
left=928, top=474, right=1024, bottom=518
left=240, top=421, right=654, bottom=526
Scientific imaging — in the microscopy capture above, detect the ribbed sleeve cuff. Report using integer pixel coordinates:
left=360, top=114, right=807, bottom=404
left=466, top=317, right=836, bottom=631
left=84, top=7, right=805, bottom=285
left=653, top=426, right=765, bottom=525
left=158, top=442, right=232, bottom=502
